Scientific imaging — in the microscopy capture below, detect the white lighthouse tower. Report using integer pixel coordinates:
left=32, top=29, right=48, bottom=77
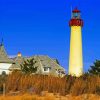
left=69, top=8, right=83, bottom=77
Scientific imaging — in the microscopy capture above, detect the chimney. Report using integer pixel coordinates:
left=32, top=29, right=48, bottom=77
left=17, top=52, right=22, bottom=57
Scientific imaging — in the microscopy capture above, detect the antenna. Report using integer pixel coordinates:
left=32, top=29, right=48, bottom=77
left=71, top=6, right=73, bottom=18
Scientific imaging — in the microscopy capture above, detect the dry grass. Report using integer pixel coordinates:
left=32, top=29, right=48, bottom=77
left=0, top=72, right=100, bottom=96
left=5, top=72, right=67, bottom=95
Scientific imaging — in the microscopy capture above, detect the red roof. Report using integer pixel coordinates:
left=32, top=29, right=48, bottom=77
left=72, top=8, right=80, bottom=13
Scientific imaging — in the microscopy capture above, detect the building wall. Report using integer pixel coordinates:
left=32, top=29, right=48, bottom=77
left=0, top=63, right=12, bottom=74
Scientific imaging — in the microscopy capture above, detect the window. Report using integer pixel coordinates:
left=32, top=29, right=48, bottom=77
left=43, top=67, right=51, bottom=72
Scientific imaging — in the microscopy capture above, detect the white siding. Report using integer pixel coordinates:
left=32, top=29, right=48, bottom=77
left=0, top=63, right=12, bottom=74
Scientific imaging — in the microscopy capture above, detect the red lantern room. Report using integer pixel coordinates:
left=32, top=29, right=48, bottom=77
left=69, top=8, right=83, bottom=27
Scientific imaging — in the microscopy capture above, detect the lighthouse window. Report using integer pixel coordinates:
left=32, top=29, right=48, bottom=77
left=73, top=13, right=80, bottom=19
left=73, top=13, right=77, bottom=17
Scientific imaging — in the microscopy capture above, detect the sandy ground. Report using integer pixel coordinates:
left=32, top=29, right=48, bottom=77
left=0, top=93, right=100, bottom=100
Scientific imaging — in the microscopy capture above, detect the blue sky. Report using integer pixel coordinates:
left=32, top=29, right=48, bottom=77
left=0, top=0, right=100, bottom=73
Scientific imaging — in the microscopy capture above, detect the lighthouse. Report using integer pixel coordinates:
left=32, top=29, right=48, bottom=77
left=69, top=8, right=83, bottom=77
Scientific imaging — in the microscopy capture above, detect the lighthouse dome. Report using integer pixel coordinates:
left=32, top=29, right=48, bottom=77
left=72, top=8, right=80, bottom=13
left=69, top=8, right=83, bottom=27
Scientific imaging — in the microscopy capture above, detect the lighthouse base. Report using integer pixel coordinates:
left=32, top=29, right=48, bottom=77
left=69, top=66, right=83, bottom=77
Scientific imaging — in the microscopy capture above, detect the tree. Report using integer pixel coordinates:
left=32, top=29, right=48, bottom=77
left=20, top=58, right=37, bottom=74
left=88, top=60, right=100, bottom=75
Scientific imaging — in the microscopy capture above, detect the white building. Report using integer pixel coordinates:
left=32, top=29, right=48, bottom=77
left=0, top=43, right=15, bottom=74
left=0, top=43, right=65, bottom=77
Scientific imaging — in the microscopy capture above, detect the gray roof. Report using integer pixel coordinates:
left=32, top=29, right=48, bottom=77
left=11, top=55, right=65, bottom=71
left=33, top=55, right=65, bottom=70
left=9, top=56, right=25, bottom=70
left=0, top=44, right=15, bottom=63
